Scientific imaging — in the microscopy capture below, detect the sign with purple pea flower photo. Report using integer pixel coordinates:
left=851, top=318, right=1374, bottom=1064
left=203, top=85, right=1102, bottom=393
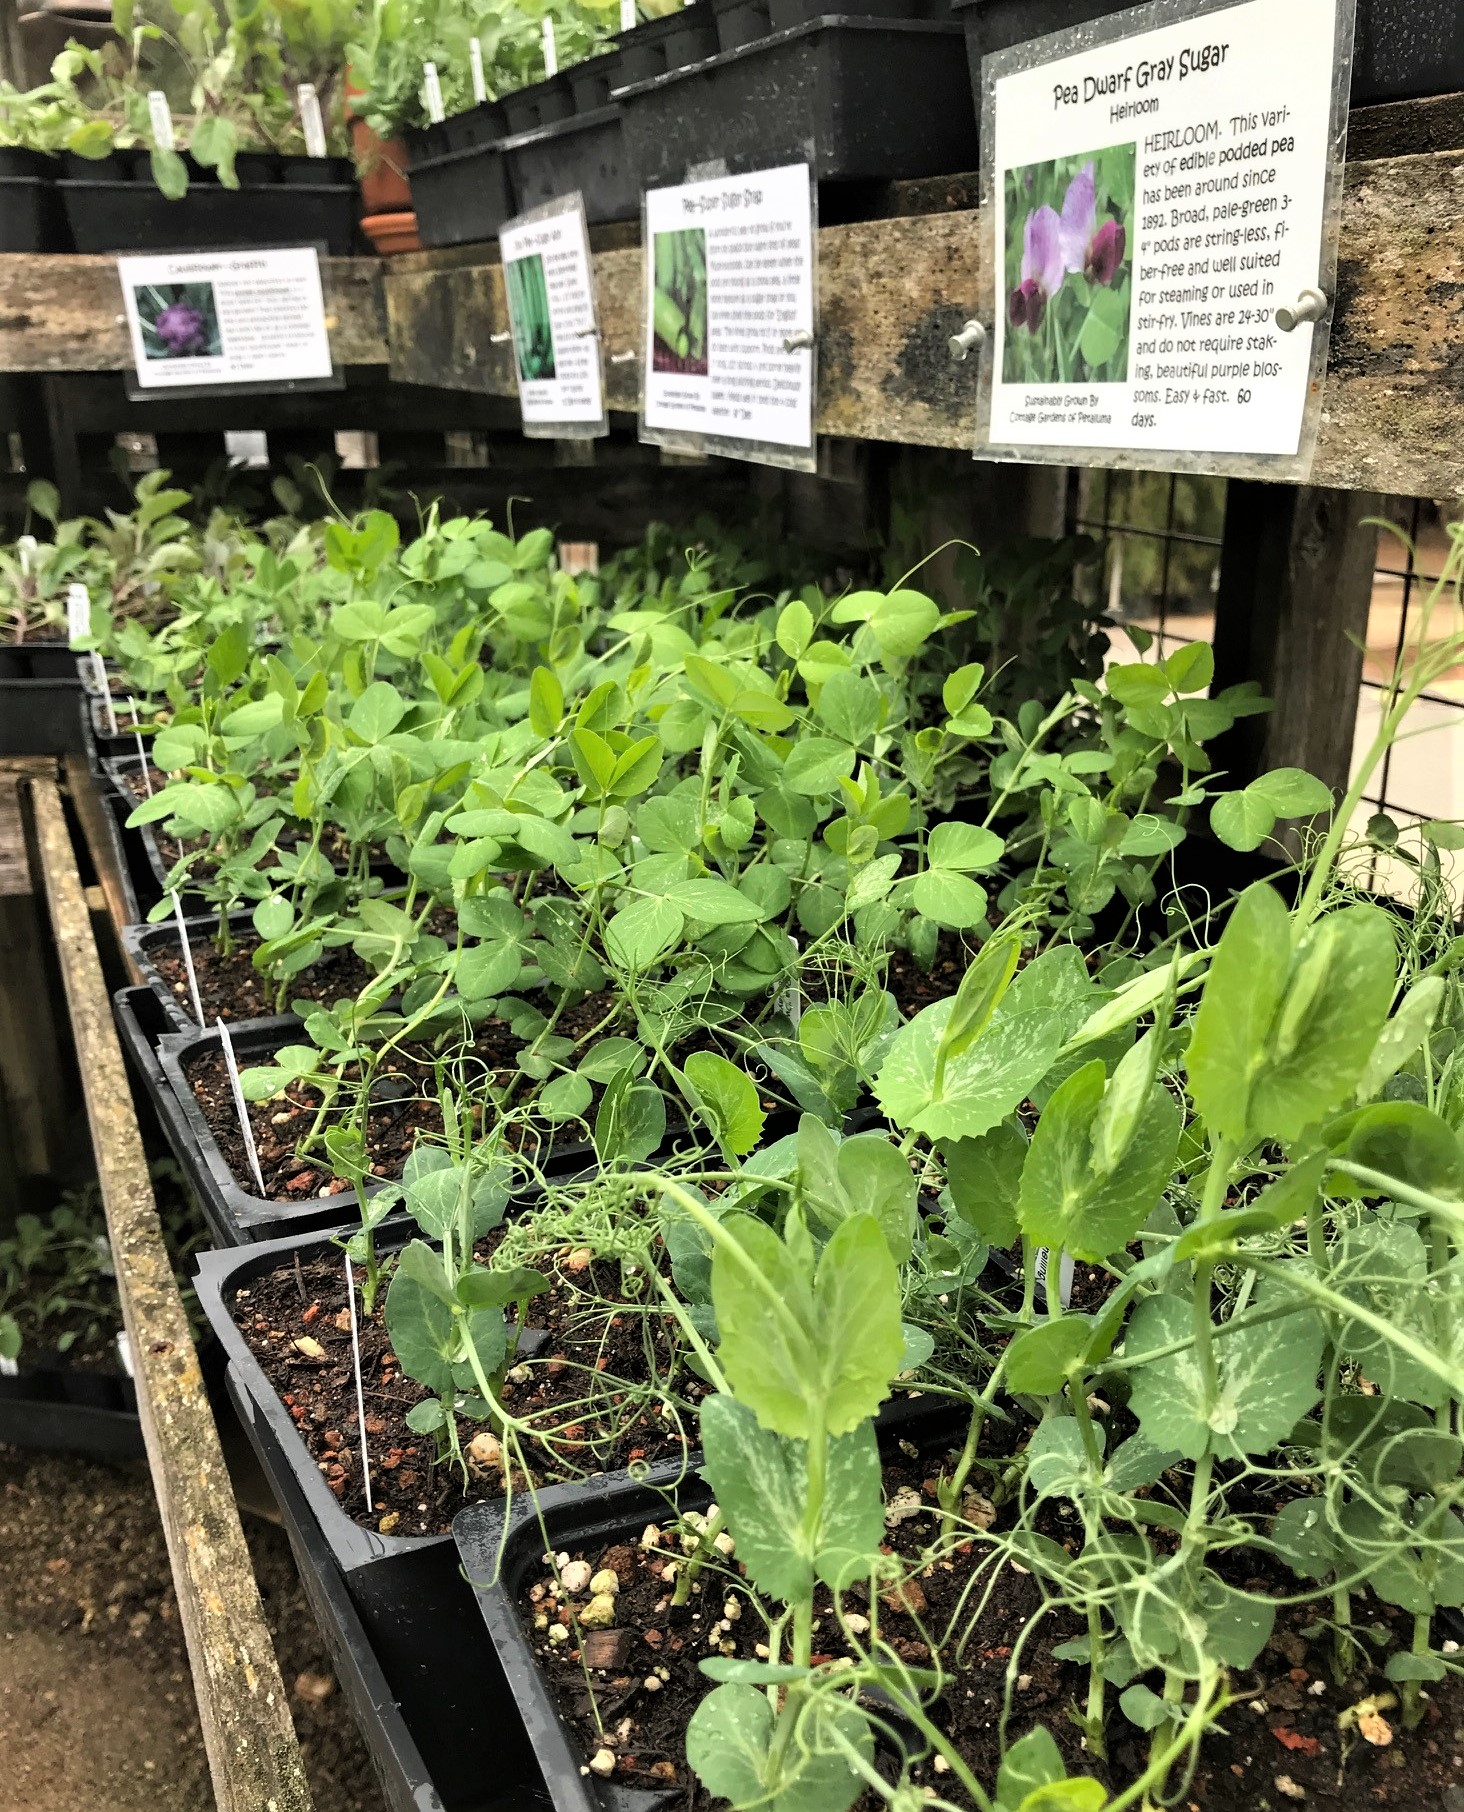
left=117, top=247, right=335, bottom=394
left=977, top=0, right=1355, bottom=478
left=1003, top=146, right=1135, bottom=384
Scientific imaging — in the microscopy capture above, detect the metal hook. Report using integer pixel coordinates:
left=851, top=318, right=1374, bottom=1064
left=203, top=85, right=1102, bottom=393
left=1275, top=287, right=1328, bottom=333
left=782, top=329, right=815, bottom=353
left=948, top=320, right=986, bottom=362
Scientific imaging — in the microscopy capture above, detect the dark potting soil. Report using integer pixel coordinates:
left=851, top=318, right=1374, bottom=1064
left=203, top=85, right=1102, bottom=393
left=884, top=934, right=978, bottom=1017
left=519, top=1453, right=1464, bottom=1810
left=150, top=932, right=395, bottom=1023
left=235, top=1238, right=713, bottom=1537
left=184, top=990, right=680, bottom=1198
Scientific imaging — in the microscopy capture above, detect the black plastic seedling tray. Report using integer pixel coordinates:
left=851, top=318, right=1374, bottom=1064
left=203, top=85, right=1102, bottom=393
left=60, top=152, right=358, bottom=254
left=0, top=1349, right=143, bottom=1460
left=100, top=756, right=213, bottom=917
left=0, top=149, right=70, bottom=252
left=222, top=1356, right=523, bottom=1812
left=0, top=641, right=80, bottom=680
left=456, top=1464, right=698, bottom=1812
left=503, top=106, right=637, bottom=226
left=453, top=1395, right=965, bottom=1812
left=616, top=13, right=977, bottom=187
left=0, top=678, right=87, bottom=755
left=147, top=1010, right=628, bottom=1244
left=199, top=1224, right=564, bottom=1810
left=120, top=907, right=279, bottom=1035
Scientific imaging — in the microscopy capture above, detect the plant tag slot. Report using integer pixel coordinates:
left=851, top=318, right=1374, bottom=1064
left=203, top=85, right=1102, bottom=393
left=216, top=1017, right=268, bottom=1197
left=345, top=1254, right=374, bottom=1514
left=469, top=38, right=487, bottom=106
left=146, top=90, right=175, bottom=152
left=296, top=84, right=327, bottom=159
left=1032, top=1246, right=1075, bottom=1310
left=90, top=652, right=117, bottom=735
left=129, top=698, right=153, bottom=795
left=171, top=890, right=204, bottom=1024
left=66, top=583, right=90, bottom=646
left=422, top=62, right=446, bottom=124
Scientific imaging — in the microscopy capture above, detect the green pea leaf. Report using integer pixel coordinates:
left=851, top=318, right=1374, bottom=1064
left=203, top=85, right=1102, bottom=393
left=684, top=1052, right=765, bottom=1157
left=700, top=1395, right=883, bottom=1599
left=1017, top=1059, right=1180, bottom=1262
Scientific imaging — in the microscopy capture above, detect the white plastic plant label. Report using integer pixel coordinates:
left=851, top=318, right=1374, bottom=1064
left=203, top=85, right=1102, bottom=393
left=978, top=0, right=1352, bottom=475
left=172, top=890, right=204, bottom=1023
left=619, top=0, right=636, bottom=29
left=640, top=162, right=816, bottom=470
left=499, top=194, right=607, bottom=438
left=423, top=61, right=446, bottom=123
left=216, top=1018, right=268, bottom=1197
left=90, top=651, right=117, bottom=734
left=470, top=38, right=488, bottom=105
left=118, top=247, right=333, bottom=391
left=297, top=83, right=327, bottom=159
left=147, top=90, right=175, bottom=152
left=541, top=17, right=559, bottom=75
left=65, top=582, right=89, bottom=645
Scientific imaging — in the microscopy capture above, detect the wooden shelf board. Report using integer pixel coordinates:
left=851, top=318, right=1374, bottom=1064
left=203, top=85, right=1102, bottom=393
left=0, top=133, right=1461, bottom=494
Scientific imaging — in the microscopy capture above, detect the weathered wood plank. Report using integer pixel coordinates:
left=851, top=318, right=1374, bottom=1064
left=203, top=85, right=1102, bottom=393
left=28, top=776, right=314, bottom=1812
left=381, top=147, right=1464, bottom=495
left=0, top=254, right=385, bottom=372
left=2, top=138, right=1464, bottom=493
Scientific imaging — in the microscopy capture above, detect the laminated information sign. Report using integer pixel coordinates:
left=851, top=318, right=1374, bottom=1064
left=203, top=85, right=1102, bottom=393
left=977, top=0, right=1353, bottom=477
left=500, top=193, right=607, bottom=439
left=640, top=162, right=816, bottom=472
left=118, top=245, right=335, bottom=394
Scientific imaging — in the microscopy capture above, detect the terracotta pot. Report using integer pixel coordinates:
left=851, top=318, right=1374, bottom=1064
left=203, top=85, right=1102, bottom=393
left=360, top=209, right=421, bottom=254
left=350, top=116, right=412, bottom=214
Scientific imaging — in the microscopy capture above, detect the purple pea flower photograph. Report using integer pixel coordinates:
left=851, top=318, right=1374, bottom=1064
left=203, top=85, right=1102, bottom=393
left=1002, top=142, right=1134, bottom=386
left=134, top=280, right=222, bottom=362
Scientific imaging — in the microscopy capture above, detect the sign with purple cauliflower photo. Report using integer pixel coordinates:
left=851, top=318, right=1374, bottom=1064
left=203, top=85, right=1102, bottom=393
left=117, top=247, right=335, bottom=394
left=134, top=282, right=223, bottom=362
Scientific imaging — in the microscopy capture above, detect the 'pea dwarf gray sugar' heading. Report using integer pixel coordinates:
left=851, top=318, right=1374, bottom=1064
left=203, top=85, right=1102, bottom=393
left=1053, top=41, right=1229, bottom=110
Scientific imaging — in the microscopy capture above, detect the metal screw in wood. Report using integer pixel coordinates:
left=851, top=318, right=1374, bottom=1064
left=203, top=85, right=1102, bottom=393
left=948, top=319, right=986, bottom=361
left=1275, top=287, right=1328, bottom=332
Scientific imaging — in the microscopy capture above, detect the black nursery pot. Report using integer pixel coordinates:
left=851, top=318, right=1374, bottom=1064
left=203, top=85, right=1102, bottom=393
left=120, top=907, right=274, bottom=1035
left=219, top=1350, right=516, bottom=1812
left=3, top=639, right=80, bottom=679
left=0, top=648, right=85, bottom=755
left=198, top=1221, right=590, bottom=1811
left=711, top=0, right=773, bottom=52
left=404, top=135, right=516, bottom=249
left=503, top=107, right=638, bottom=227
left=98, top=756, right=205, bottom=919
left=618, top=15, right=978, bottom=187
left=566, top=49, right=622, bottom=113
